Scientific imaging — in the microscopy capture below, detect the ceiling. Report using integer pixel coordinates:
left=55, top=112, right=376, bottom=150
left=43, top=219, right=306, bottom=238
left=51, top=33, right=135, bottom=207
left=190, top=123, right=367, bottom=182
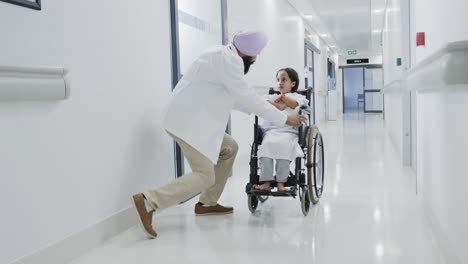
left=288, top=0, right=387, bottom=55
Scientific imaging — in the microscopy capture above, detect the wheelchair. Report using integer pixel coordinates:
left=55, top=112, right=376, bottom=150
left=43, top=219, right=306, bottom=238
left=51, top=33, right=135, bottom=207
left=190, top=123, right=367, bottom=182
left=245, top=88, right=325, bottom=216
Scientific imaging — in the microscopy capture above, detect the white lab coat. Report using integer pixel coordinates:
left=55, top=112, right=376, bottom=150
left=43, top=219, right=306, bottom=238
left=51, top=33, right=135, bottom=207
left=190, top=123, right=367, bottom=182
left=257, top=93, right=309, bottom=161
left=162, top=45, right=287, bottom=164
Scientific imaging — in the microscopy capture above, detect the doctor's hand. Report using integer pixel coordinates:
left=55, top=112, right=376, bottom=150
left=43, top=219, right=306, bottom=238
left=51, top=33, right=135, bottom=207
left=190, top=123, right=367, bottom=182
left=286, top=114, right=307, bottom=128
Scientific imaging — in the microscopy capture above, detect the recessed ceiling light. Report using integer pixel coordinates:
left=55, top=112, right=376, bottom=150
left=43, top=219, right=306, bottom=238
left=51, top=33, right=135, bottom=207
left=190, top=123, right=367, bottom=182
left=372, top=30, right=381, bottom=34
left=374, top=8, right=400, bottom=14
left=304, top=15, right=313, bottom=20
left=387, top=8, right=400, bottom=12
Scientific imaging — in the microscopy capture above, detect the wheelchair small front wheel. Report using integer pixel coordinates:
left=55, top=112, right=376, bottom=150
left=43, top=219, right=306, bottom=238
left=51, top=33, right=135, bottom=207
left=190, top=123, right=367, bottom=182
left=248, top=195, right=259, bottom=213
left=258, top=195, right=269, bottom=203
left=300, top=187, right=311, bottom=216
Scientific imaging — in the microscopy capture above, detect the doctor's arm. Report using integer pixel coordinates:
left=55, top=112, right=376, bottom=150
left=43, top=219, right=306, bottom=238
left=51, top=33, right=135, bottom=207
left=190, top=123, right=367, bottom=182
left=234, top=95, right=286, bottom=112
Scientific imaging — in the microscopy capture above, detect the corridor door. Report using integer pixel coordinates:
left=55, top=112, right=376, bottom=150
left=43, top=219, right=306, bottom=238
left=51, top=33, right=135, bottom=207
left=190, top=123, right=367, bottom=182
left=364, top=67, right=383, bottom=113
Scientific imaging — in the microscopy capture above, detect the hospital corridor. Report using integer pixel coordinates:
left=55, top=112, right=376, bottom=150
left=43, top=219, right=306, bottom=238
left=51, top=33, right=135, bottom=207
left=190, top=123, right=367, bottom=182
left=67, top=114, right=444, bottom=264
left=1, top=0, right=467, bottom=264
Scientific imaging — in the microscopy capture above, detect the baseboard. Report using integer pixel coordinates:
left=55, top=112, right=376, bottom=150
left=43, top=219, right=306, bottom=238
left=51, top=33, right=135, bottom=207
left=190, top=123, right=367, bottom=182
left=12, top=206, right=136, bottom=264
left=420, top=198, right=462, bottom=264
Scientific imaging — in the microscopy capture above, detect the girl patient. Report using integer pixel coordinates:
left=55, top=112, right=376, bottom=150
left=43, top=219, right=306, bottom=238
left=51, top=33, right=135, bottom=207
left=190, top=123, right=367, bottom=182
left=254, top=68, right=308, bottom=192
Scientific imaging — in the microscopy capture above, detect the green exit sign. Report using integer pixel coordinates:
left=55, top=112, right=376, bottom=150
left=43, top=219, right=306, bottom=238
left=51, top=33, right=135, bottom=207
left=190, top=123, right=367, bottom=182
left=397, top=58, right=402, bottom=66
left=347, top=50, right=358, bottom=56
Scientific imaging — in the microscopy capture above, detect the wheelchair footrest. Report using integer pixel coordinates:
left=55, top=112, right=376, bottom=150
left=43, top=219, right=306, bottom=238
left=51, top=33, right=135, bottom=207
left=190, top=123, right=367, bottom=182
left=270, top=189, right=296, bottom=197
left=247, top=187, right=297, bottom=197
left=247, top=189, right=270, bottom=195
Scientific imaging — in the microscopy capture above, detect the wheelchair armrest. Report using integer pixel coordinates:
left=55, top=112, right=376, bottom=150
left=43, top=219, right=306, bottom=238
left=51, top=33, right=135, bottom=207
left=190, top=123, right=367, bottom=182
left=257, top=126, right=264, bottom=143
left=254, top=123, right=264, bottom=144
left=299, top=105, right=311, bottom=115
left=298, top=124, right=308, bottom=146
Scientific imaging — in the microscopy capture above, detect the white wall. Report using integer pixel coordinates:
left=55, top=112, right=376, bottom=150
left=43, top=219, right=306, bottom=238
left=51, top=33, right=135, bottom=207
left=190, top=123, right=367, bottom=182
left=382, top=0, right=403, bottom=85
left=178, top=0, right=223, bottom=74
left=336, top=68, right=344, bottom=115
left=381, top=0, right=414, bottom=168
left=415, top=87, right=468, bottom=264
left=382, top=0, right=468, bottom=262
left=408, top=1, right=468, bottom=263
left=410, top=0, right=468, bottom=65
left=313, top=46, right=329, bottom=123
left=382, top=83, right=404, bottom=158
left=304, top=28, right=331, bottom=123
left=407, top=0, right=468, bottom=172
left=384, top=93, right=402, bottom=154
left=0, top=1, right=174, bottom=263
left=227, top=0, right=305, bottom=89
left=405, top=63, right=468, bottom=263
left=381, top=0, right=405, bottom=162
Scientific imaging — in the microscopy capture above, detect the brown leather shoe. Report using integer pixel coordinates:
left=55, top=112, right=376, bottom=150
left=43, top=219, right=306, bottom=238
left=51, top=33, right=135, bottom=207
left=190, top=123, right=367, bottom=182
left=194, top=203, right=234, bottom=216
left=131, top=193, right=157, bottom=238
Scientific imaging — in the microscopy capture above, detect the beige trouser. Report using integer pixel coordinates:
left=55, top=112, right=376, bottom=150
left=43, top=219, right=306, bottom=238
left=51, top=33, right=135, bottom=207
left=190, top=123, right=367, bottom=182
left=144, top=132, right=238, bottom=209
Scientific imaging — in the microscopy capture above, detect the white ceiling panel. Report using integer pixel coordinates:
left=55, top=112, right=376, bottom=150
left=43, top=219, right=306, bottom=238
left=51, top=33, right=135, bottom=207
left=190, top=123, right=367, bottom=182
left=288, top=0, right=387, bottom=54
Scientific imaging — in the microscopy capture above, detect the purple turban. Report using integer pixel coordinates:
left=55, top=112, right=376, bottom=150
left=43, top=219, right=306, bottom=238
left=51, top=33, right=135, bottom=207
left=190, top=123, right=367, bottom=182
left=232, top=31, right=268, bottom=56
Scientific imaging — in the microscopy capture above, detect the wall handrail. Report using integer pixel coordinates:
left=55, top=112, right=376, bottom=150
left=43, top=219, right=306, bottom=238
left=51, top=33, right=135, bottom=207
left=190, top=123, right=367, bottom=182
left=0, top=65, right=69, bottom=101
left=404, top=40, right=468, bottom=91
left=381, top=80, right=403, bottom=94
left=0, top=65, right=67, bottom=76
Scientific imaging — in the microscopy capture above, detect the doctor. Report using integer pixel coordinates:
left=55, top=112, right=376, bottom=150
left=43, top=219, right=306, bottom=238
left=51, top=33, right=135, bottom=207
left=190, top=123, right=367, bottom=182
left=132, top=31, right=306, bottom=238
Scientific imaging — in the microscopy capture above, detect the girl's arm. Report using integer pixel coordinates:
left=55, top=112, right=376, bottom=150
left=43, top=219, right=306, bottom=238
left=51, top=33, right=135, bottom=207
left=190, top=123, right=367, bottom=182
left=269, top=100, right=287, bottom=111
left=280, top=95, right=299, bottom=109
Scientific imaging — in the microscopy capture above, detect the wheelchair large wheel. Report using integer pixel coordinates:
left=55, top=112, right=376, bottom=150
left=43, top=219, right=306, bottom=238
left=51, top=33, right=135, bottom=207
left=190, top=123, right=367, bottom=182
left=300, top=187, right=310, bottom=216
left=248, top=195, right=259, bottom=213
left=307, top=125, right=325, bottom=204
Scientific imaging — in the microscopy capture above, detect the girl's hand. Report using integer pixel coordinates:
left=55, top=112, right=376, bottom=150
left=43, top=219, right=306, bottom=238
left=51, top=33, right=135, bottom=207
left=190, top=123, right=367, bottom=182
left=280, top=94, right=299, bottom=109
left=274, top=93, right=285, bottom=103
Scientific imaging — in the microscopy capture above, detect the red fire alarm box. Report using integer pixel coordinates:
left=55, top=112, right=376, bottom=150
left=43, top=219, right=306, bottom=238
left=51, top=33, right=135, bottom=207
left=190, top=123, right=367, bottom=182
left=416, top=32, right=425, bottom=46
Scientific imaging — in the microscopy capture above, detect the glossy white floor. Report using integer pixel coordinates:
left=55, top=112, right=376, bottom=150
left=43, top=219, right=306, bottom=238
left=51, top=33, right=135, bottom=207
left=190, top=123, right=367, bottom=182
left=70, top=113, right=445, bottom=264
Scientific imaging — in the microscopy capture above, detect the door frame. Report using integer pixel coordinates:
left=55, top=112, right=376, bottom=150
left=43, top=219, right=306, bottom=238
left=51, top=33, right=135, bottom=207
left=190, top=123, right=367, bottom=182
left=340, top=64, right=383, bottom=114
left=304, top=41, right=316, bottom=124
left=169, top=0, right=228, bottom=177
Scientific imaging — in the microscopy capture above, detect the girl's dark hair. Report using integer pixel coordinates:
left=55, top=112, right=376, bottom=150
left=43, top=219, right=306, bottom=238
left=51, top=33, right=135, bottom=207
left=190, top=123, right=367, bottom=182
left=276, top=67, right=300, bottom=92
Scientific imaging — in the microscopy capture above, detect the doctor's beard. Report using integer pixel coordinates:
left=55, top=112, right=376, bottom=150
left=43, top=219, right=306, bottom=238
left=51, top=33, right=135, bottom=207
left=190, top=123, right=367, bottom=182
left=242, top=56, right=254, bottom=74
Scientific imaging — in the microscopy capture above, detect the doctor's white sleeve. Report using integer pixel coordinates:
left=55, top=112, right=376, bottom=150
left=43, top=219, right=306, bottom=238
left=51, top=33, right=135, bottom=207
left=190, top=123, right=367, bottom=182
left=233, top=94, right=277, bottom=114
left=221, top=58, right=287, bottom=126
left=233, top=100, right=251, bottom=114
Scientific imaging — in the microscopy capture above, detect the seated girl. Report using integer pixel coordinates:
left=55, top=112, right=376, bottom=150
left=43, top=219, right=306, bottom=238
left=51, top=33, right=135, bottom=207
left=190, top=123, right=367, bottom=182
left=254, top=68, right=309, bottom=192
